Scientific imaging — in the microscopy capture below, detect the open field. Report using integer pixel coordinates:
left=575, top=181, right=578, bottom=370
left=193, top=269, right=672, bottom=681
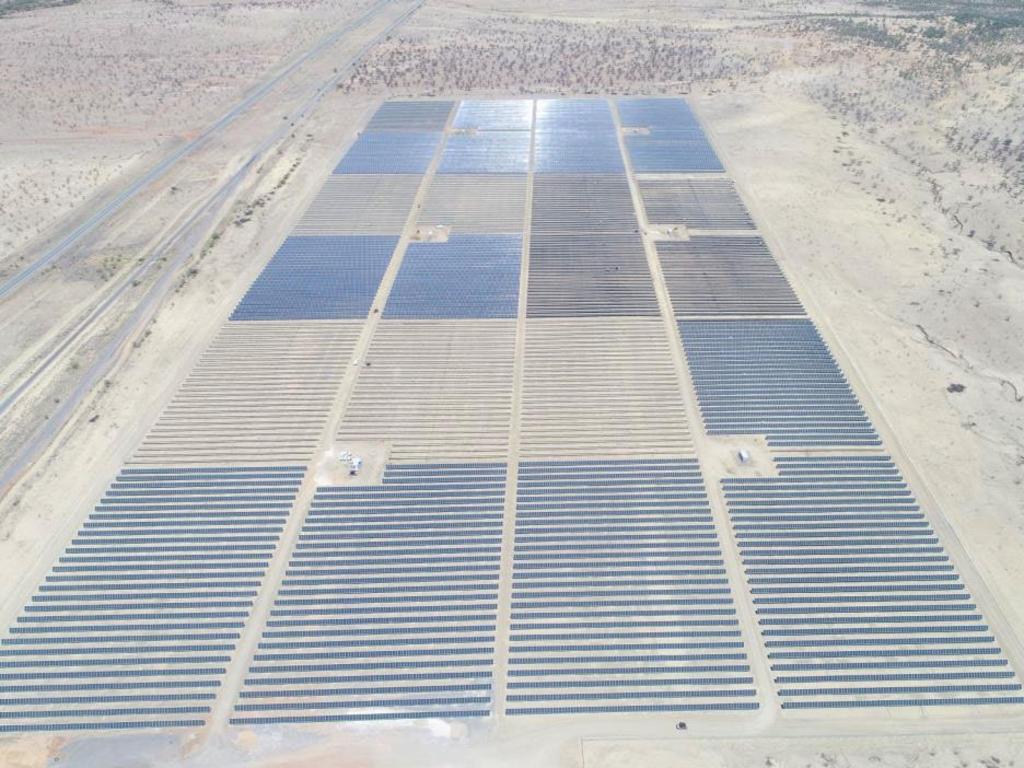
left=1, top=0, right=1023, bottom=766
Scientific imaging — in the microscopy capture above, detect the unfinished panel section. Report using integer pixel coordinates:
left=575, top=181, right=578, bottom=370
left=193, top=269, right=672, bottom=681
left=520, top=318, right=692, bottom=459
left=134, top=322, right=359, bottom=465
left=680, top=319, right=879, bottom=448
left=725, top=455, right=1023, bottom=710
left=0, top=466, right=304, bottom=733
left=417, top=175, right=528, bottom=234
left=530, top=175, right=637, bottom=234
left=439, top=132, right=531, bottom=174
left=527, top=233, right=659, bottom=318
left=638, top=179, right=754, bottom=231
left=385, top=235, right=521, bottom=319
left=337, top=321, right=516, bottom=462
left=232, top=463, right=503, bottom=725
left=293, top=175, right=421, bottom=236
left=365, top=100, right=454, bottom=131
left=335, top=131, right=442, bottom=175
left=657, top=237, right=804, bottom=317
left=506, top=459, right=759, bottom=716
left=453, top=99, right=533, bottom=131
left=230, top=236, right=396, bottom=321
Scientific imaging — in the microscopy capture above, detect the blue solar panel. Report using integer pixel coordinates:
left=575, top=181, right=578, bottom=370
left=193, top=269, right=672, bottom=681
left=453, top=100, right=533, bottom=131
left=723, top=455, right=1023, bottom=710
left=0, top=466, right=302, bottom=733
left=535, top=99, right=615, bottom=133
left=616, top=98, right=700, bottom=131
left=680, top=319, right=880, bottom=448
left=626, top=133, right=723, bottom=173
left=439, top=132, right=530, bottom=174
left=506, top=459, right=758, bottom=716
left=230, top=463, right=506, bottom=725
left=534, top=131, right=624, bottom=173
left=384, top=235, right=521, bottom=319
left=230, top=236, right=396, bottom=321
left=335, top=131, right=441, bottom=174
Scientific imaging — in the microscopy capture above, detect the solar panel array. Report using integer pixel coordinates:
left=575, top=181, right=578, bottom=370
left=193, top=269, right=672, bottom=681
left=294, top=175, right=421, bottom=235
left=231, top=236, right=396, bottom=321
left=680, top=319, right=880, bottom=448
left=507, top=459, right=759, bottom=715
left=639, top=179, right=755, bottom=231
left=0, top=466, right=304, bottom=733
left=618, top=97, right=723, bottom=173
left=3, top=97, right=1020, bottom=738
left=385, top=235, right=521, bottom=319
left=725, top=456, right=1023, bottom=709
left=231, top=464, right=504, bottom=725
left=656, top=237, right=804, bottom=316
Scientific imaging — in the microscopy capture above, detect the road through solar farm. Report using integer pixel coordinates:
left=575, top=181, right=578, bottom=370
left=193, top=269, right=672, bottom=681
left=2, top=97, right=1023, bottom=766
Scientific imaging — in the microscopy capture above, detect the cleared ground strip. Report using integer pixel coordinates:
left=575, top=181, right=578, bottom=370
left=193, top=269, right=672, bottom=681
left=417, top=174, right=528, bottom=234
left=133, top=321, right=360, bottom=465
left=293, top=175, right=422, bottom=236
left=519, top=318, right=693, bottom=459
left=337, top=320, right=517, bottom=462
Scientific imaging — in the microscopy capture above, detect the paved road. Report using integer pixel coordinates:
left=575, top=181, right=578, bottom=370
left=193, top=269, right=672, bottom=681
left=0, top=0, right=424, bottom=495
left=0, top=0, right=395, bottom=302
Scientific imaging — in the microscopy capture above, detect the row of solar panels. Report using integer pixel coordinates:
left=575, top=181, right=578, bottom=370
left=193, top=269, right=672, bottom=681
left=7, top=457, right=1015, bottom=731
left=338, top=98, right=720, bottom=174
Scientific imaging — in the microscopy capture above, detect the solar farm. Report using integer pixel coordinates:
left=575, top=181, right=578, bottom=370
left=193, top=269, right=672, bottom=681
left=1, top=96, right=1022, bottom=746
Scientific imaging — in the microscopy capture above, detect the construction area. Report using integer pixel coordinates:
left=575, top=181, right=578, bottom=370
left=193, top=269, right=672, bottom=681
left=1, top=96, right=1023, bottom=765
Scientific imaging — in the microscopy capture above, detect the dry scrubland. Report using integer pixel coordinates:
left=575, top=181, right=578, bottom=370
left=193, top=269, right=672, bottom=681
left=0, top=0, right=375, bottom=255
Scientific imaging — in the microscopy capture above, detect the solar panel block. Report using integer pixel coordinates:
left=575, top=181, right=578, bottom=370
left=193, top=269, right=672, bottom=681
left=133, top=321, right=360, bottom=465
left=639, top=179, right=754, bottom=230
left=337, top=320, right=516, bottom=461
left=385, top=235, right=522, bottom=319
left=530, top=175, right=637, bottom=234
left=625, top=133, right=723, bottom=173
left=439, top=132, right=531, bottom=174
left=0, top=466, right=305, bottom=733
left=335, top=131, right=442, bottom=174
left=534, top=131, right=624, bottom=174
left=418, top=175, right=527, bottom=234
left=230, top=463, right=504, bottom=725
left=230, top=236, right=396, bottom=321
left=520, top=318, right=692, bottom=458
left=365, top=100, right=454, bottom=131
left=527, top=233, right=659, bottom=317
left=293, top=175, right=421, bottom=235
left=657, top=237, right=805, bottom=317
left=724, top=455, right=1023, bottom=710
left=453, top=99, right=533, bottom=131
left=679, top=319, right=879, bottom=448
left=535, top=98, right=616, bottom=133
left=506, top=459, right=759, bottom=716
left=616, top=98, right=702, bottom=132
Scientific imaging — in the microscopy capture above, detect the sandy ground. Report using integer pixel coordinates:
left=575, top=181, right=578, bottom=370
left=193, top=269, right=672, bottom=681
left=1, top=0, right=1024, bottom=765
left=0, top=0, right=376, bottom=258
